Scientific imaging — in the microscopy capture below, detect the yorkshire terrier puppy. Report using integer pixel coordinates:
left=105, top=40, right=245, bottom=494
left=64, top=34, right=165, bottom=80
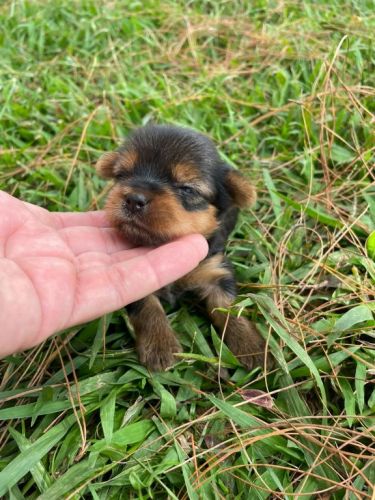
left=96, top=124, right=269, bottom=371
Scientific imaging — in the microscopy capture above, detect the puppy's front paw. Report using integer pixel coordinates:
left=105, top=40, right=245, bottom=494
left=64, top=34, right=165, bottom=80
left=137, top=330, right=182, bottom=372
left=225, top=317, right=272, bottom=371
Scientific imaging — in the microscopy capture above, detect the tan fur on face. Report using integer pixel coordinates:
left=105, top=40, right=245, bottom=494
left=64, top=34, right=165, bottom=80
left=173, top=163, right=200, bottom=182
left=172, top=163, right=214, bottom=198
left=103, top=184, right=131, bottom=226
left=149, top=191, right=218, bottom=240
left=104, top=184, right=218, bottom=244
left=226, top=170, right=257, bottom=208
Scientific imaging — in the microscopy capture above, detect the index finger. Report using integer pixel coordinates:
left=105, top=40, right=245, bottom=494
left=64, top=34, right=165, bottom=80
left=51, top=210, right=111, bottom=228
left=66, top=234, right=209, bottom=328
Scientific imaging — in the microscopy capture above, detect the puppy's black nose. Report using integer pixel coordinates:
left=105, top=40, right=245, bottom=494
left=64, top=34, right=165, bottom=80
left=124, top=192, right=149, bottom=213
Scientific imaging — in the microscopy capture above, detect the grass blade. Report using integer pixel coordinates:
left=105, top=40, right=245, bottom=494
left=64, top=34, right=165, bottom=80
left=0, top=415, right=76, bottom=496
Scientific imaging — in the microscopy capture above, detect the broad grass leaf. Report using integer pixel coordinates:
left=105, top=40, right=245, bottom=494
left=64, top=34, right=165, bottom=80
left=121, top=396, right=144, bottom=427
left=363, top=194, right=375, bottom=227
left=8, top=428, right=52, bottom=493
left=249, top=293, right=327, bottom=405
left=153, top=419, right=198, bottom=499
left=368, top=388, right=375, bottom=408
left=338, top=378, right=356, bottom=427
left=47, top=354, right=88, bottom=384
left=330, top=144, right=356, bottom=164
left=366, top=230, right=375, bottom=260
left=53, top=426, right=82, bottom=471
left=153, top=448, right=180, bottom=476
left=89, top=314, right=112, bottom=369
left=160, top=388, right=177, bottom=419
left=151, top=380, right=177, bottom=419
left=349, top=474, right=369, bottom=500
left=295, top=476, right=321, bottom=499
left=0, top=414, right=76, bottom=496
left=277, top=374, right=340, bottom=485
left=289, top=346, right=361, bottom=376
left=179, top=308, right=215, bottom=359
left=263, top=168, right=281, bottom=218
left=207, top=394, right=260, bottom=428
left=31, top=386, right=54, bottom=426
left=100, top=389, right=117, bottom=442
left=207, top=395, right=289, bottom=457
left=176, top=369, right=202, bottom=402
left=274, top=192, right=368, bottom=237
left=328, top=304, right=373, bottom=346
left=174, top=442, right=198, bottom=500
left=175, top=352, right=219, bottom=364
left=355, top=361, right=366, bottom=413
left=250, top=466, right=287, bottom=499
left=117, top=367, right=149, bottom=384
left=70, top=372, right=118, bottom=398
left=0, top=371, right=117, bottom=421
left=277, top=374, right=311, bottom=418
left=210, top=325, right=242, bottom=367
left=38, top=458, right=100, bottom=500
left=0, top=401, right=74, bottom=420
left=334, top=305, right=373, bottom=332
left=91, top=420, right=154, bottom=453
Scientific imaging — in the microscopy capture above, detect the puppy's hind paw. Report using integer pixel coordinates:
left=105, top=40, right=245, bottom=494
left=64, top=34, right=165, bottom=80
left=225, top=317, right=273, bottom=371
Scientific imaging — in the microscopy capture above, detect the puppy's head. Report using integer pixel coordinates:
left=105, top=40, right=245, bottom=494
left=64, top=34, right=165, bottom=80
left=96, top=125, right=256, bottom=246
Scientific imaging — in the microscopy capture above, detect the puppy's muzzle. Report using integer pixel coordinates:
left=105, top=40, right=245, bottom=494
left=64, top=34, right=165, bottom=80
left=123, top=192, right=150, bottom=214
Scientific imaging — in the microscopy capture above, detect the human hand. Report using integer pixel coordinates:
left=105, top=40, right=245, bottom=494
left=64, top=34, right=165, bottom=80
left=0, top=191, right=208, bottom=357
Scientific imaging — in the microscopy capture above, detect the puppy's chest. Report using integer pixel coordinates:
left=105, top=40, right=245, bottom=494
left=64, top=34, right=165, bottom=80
left=153, top=208, right=239, bottom=308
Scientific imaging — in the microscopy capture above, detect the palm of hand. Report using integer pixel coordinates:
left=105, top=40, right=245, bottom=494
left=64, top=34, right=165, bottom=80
left=0, top=191, right=207, bottom=356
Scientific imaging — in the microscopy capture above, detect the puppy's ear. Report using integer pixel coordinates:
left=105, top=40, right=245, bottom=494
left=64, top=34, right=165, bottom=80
left=225, top=168, right=257, bottom=208
left=96, top=152, right=119, bottom=179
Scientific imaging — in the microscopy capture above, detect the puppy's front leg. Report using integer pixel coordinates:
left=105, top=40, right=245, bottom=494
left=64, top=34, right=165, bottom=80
left=181, top=255, right=269, bottom=370
left=127, top=295, right=181, bottom=371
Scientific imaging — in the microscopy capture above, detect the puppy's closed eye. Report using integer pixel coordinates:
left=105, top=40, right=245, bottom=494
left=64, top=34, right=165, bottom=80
left=177, top=185, right=196, bottom=195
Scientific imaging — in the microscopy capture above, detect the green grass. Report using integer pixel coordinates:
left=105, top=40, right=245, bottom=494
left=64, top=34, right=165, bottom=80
left=0, top=0, right=374, bottom=498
